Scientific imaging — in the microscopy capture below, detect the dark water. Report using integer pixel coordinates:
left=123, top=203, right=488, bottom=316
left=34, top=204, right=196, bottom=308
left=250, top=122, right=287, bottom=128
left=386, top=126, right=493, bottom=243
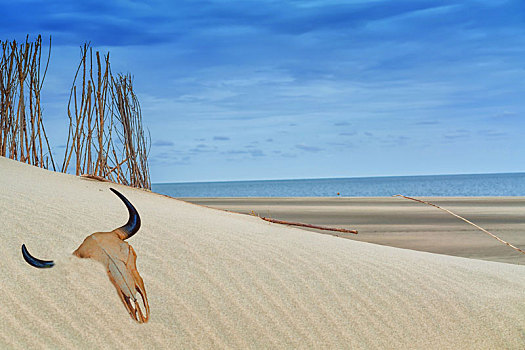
left=152, top=173, right=525, bottom=197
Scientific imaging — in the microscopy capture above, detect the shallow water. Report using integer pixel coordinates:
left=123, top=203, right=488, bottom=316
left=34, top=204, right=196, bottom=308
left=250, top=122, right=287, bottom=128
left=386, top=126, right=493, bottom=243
left=153, top=172, right=525, bottom=197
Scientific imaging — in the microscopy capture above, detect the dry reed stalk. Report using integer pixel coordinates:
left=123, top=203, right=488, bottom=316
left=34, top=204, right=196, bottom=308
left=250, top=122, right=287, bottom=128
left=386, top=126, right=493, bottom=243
left=394, top=195, right=525, bottom=255
left=260, top=217, right=358, bottom=234
left=110, top=73, right=151, bottom=189
left=62, top=44, right=109, bottom=177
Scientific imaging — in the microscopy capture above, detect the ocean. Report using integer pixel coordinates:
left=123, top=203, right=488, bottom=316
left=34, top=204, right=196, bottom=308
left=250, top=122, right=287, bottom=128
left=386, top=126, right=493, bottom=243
left=152, top=172, right=525, bottom=197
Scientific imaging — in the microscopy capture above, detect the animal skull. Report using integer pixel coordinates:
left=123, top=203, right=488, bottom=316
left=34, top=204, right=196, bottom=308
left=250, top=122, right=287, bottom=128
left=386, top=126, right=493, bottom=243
left=22, top=188, right=150, bottom=323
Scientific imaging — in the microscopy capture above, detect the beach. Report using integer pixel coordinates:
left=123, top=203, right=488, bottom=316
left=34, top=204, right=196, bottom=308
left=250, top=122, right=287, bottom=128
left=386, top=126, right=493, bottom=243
left=1, top=156, right=525, bottom=349
left=184, top=197, right=525, bottom=265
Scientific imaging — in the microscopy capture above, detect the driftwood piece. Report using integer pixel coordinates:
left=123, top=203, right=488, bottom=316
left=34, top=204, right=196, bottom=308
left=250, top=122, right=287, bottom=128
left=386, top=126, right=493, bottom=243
left=394, top=194, right=525, bottom=255
left=260, top=217, right=358, bottom=234
left=80, top=174, right=112, bottom=182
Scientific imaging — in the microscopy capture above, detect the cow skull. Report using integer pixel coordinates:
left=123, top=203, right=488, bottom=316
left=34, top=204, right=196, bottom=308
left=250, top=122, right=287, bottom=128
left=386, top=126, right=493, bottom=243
left=22, top=188, right=150, bottom=323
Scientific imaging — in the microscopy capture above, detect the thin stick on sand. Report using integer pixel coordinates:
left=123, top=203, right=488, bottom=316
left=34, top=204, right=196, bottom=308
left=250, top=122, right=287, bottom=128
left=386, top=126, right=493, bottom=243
left=80, top=174, right=112, bottom=182
left=260, top=217, right=358, bottom=234
left=394, top=194, right=525, bottom=255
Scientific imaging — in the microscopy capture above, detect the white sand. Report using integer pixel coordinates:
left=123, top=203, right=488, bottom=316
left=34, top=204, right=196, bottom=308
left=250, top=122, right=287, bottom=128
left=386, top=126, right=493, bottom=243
left=1, top=156, right=524, bottom=349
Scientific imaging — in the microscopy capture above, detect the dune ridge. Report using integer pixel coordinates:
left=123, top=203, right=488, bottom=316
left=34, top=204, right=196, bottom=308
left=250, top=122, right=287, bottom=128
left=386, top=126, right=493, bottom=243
left=1, top=156, right=524, bottom=349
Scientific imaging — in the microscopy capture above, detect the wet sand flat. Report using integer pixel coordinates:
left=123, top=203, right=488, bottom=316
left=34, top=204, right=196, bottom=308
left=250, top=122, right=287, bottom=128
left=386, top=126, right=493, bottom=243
left=183, top=197, right=525, bottom=265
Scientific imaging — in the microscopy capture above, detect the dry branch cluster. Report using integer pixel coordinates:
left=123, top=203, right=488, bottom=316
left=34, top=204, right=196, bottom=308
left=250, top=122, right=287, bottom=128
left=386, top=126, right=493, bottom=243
left=57, top=44, right=151, bottom=189
left=1, top=37, right=150, bottom=189
left=0, top=36, right=54, bottom=169
left=59, top=44, right=151, bottom=189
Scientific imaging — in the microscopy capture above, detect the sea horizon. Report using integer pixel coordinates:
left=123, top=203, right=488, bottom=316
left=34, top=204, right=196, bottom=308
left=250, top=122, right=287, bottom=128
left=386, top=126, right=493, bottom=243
left=152, top=172, right=525, bottom=198
left=153, top=171, right=525, bottom=185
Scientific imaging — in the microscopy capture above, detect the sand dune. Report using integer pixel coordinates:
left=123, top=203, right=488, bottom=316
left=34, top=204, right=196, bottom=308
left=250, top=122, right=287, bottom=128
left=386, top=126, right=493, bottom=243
left=1, top=156, right=524, bottom=349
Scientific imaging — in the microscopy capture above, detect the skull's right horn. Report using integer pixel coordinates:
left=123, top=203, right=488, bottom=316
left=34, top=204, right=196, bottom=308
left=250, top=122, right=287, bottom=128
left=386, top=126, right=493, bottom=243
left=110, top=188, right=141, bottom=240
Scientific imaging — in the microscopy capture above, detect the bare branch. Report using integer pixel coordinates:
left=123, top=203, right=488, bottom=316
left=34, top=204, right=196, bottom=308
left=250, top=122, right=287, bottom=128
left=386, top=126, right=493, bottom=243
left=394, top=195, right=525, bottom=255
left=260, top=217, right=358, bottom=234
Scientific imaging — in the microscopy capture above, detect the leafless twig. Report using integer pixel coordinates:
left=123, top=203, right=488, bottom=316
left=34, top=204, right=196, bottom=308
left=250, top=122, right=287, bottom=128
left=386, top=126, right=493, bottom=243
left=260, top=217, right=358, bottom=234
left=394, top=194, right=525, bottom=255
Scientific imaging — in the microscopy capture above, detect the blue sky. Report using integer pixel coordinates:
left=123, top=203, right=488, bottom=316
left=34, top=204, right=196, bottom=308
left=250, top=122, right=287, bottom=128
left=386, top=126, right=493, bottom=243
left=1, top=0, right=524, bottom=182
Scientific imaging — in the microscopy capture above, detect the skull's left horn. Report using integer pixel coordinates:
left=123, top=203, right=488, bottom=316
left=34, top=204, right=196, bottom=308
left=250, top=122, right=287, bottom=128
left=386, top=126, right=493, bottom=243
left=110, top=188, right=141, bottom=240
left=21, top=244, right=55, bottom=268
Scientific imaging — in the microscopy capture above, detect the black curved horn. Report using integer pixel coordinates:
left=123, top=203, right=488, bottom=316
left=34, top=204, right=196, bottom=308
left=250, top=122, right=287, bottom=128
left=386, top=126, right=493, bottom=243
left=110, top=188, right=141, bottom=239
left=21, top=244, right=55, bottom=268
